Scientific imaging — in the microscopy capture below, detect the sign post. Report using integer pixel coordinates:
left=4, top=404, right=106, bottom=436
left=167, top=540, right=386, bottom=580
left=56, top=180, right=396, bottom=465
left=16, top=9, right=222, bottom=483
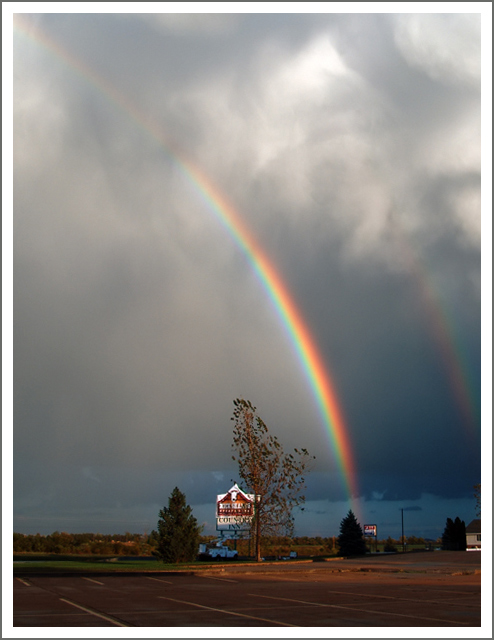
left=363, top=524, right=378, bottom=553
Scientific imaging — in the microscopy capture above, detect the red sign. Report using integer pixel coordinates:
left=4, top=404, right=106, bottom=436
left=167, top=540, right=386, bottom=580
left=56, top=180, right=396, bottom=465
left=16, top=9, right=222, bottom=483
left=364, top=524, right=377, bottom=537
left=217, top=485, right=254, bottom=518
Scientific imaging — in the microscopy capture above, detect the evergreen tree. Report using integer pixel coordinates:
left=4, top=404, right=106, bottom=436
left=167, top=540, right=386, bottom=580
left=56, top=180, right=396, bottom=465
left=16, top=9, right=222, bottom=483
left=337, top=509, right=367, bottom=556
left=441, top=516, right=466, bottom=550
left=154, top=487, right=203, bottom=563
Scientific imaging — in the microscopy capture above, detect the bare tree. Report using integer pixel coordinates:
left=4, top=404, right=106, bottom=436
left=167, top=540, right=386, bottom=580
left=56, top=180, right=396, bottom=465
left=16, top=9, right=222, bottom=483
left=231, top=398, right=315, bottom=561
left=473, top=483, right=481, bottom=517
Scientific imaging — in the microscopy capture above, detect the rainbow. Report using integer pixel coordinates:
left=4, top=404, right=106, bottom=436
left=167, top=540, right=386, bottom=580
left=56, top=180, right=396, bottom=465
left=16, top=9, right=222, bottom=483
left=182, top=164, right=359, bottom=501
left=13, top=16, right=360, bottom=501
left=390, top=219, right=480, bottom=433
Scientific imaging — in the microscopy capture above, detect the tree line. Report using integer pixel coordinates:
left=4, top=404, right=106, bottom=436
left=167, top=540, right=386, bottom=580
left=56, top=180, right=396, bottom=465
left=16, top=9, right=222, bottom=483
left=12, top=517, right=464, bottom=557
left=13, top=531, right=374, bottom=556
left=13, top=522, right=444, bottom=558
left=13, top=531, right=157, bottom=555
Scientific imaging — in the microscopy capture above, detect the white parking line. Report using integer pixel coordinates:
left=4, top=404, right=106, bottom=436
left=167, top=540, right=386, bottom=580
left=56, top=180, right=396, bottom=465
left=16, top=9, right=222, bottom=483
left=198, top=575, right=238, bottom=583
left=59, top=598, right=130, bottom=626
left=82, top=577, right=104, bottom=585
left=324, top=588, right=481, bottom=608
left=159, top=596, right=298, bottom=626
left=147, top=577, right=173, bottom=585
left=251, top=593, right=471, bottom=625
left=16, top=578, right=31, bottom=587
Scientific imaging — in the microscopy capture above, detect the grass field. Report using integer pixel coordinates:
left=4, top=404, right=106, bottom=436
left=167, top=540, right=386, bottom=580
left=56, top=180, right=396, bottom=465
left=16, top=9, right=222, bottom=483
left=12, top=547, right=438, bottom=575
left=12, top=554, right=263, bottom=574
left=14, top=560, right=168, bottom=573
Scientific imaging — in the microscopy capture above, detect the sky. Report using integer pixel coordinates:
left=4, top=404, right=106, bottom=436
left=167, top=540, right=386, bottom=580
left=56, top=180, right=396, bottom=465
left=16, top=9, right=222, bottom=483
left=6, top=5, right=491, bottom=543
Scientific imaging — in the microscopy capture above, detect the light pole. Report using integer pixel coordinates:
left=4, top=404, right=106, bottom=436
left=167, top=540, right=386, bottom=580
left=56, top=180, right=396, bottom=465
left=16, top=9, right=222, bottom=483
left=401, top=508, right=405, bottom=553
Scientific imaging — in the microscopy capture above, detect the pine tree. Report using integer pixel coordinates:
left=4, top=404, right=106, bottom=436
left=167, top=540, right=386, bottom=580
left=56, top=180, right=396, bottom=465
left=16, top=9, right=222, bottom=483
left=337, top=509, right=367, bottom=556
left=154, top=487, right=203, bottom=563
left=441, top=516, right=466, bottom=550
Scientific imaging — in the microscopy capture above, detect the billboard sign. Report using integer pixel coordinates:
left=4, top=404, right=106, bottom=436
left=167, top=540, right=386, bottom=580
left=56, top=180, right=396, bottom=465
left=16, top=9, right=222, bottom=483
left=364, top=524, right=377, bottom=537
left=216, top=484, right=255, bottom=531
left=216, top=516, right=253, bottom=525
left=216, top=516, right=253, bottom=531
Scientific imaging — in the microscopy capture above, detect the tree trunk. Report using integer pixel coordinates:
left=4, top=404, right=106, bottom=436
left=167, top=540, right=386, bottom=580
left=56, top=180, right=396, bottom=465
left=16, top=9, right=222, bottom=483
left=255, top=508, right=261, bottom=562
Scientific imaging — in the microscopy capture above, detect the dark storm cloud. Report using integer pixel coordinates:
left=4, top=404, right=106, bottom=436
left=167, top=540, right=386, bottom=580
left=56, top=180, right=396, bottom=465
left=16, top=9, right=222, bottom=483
left=11, top=9, right=483, bottom=536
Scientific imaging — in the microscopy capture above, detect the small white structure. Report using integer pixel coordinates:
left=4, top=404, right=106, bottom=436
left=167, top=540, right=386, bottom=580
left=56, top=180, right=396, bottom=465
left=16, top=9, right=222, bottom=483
left=207, top=542, right=238, bottom=559
left=198, top=540, right=238, bottom=559
left=465, top=519, right=481, bottom=550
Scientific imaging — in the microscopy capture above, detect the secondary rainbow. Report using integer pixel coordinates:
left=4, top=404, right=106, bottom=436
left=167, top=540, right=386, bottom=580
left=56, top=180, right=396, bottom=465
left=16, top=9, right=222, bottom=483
left=14, top=16, right=360, bottom=501
left=390, top=220, right=480, bottom=434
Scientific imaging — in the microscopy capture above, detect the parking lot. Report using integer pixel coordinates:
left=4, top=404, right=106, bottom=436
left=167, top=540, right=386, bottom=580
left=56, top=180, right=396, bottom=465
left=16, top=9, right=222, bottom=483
left=12, top=552, right=481, bottom=628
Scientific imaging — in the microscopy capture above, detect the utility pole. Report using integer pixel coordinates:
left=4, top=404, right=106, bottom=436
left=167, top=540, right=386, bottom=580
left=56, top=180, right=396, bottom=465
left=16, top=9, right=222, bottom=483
left=401, top=508, right=405, bottom=553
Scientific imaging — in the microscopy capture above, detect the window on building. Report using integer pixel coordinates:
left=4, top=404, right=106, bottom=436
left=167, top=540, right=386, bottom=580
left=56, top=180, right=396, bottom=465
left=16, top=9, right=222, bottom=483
left=477, top=534, right=481, bottom=541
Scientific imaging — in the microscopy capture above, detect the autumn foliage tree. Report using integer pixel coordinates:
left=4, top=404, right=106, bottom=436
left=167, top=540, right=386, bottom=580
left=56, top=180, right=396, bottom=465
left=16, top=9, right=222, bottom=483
left=231, top=398, right=315, bottom=562
left=473, top=484, right=481, bottom=517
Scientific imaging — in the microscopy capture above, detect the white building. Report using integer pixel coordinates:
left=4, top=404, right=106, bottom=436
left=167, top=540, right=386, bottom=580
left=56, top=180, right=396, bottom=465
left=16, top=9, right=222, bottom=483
left=465, top=519, right=481, bottom=550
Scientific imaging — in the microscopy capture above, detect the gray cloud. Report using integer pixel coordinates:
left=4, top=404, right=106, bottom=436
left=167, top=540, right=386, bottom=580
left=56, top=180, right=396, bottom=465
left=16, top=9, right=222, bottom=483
left=12, top=11, right=482, bottom=537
